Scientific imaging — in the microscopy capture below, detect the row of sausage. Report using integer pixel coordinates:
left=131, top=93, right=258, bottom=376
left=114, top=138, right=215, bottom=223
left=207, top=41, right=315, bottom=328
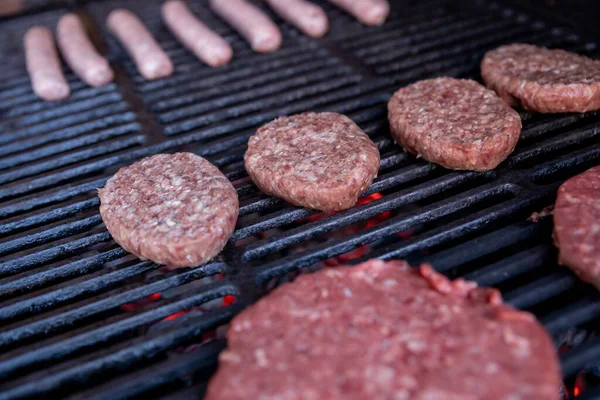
left=24, top=0, right=390, bottom=101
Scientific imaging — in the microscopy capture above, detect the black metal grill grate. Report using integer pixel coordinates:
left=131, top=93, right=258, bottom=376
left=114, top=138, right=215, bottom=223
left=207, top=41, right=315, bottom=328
left=1, top=0, right=600, bottom=399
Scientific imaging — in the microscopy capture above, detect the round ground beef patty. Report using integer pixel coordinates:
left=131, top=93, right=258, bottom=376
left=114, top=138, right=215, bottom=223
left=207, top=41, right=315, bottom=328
left=205, top=259, right=561, bottom=400
left=244, top=112, right=380, bottom=212
left=99, top=152, right=238, bottom=267
left=482, top=44, right=600, bottom=113
left=388, top=77, right=522, bottom=171
left=554, top=166, right=600, bottom=289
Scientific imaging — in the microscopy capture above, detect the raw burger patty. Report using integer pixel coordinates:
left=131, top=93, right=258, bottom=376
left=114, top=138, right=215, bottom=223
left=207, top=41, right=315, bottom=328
left=554, top=166, right=600, bottom=288
left=482, top=44, right=600, bottom=113
left=99, top=153, right=238, bottom=267
left=244, top=112, right=380, bottom=211
left=388, top=77, right=522, bottom=171
left=205, top=259, right=561, bottom=400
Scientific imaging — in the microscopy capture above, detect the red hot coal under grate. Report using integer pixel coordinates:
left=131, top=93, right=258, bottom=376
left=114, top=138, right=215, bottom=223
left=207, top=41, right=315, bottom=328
left=1, top=0, right=600, bottom=399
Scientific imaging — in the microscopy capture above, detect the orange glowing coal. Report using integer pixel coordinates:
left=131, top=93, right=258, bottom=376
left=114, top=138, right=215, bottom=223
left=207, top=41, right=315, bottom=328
left=120, top=292, right=162, bottom=312
left=162, top=295, right=236, bottom=322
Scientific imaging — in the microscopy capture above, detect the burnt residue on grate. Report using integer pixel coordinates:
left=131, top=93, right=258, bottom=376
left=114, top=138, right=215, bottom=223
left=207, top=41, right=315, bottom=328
left=1, top=0, right=600, bottom=399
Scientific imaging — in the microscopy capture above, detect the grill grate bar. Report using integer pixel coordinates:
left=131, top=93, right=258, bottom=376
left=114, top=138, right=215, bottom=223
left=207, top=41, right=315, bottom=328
left=67, top=340, right=225, bottom=400
left=357, top=14, right=499, bottom=60
left=561, top=338, right=600, bottom=379
left=0, top=141, right=166, bottom=202
left=15, top=93, right=123, bottom=128
left=0, top=112, right=137, bottom=157
left=0, top=102, right=131, bottom=145
left=0, top=232, right=112, bottom=277
left=0, top=280, right=233, bottom=383
left=7, top=85, right=119, bottom=119
left=329, top=0, right=449, bottom=41
left=254, top=183, right=517, bottom=281
left=519, top=113, right=596, bottom=142
left=233, top=163, right=434, bottom=242
left=0, top=259, right=156, bottom=325
left=508, top=123, right=600, bottom=168
left=150, top=58, right=339, bottom=113
left=367, top=18, right=522, bottom=67
left=463, top=245, right=554, bottom=286
left=0, top=304, right=241, bottom=400
left=0, top=178, right=107, bottom=220
left=0, top=215, right=102, bottom=259
left=164, top=81, right=388, bottom=136
left=136, top=45, right=314, bottom=93
left=361, top=194, right=539, bottom=264
left=143, top=50, right=327, bottom=105
left=0, top=81, right=87, bottom=111
left=342, top=13, right=458, bottom=51
left=542, top=298, right=600, bottom=336
left=425, top=222, right=545, bottom=272
left=0, top=198, right=99, bottom=237
left=242, top=173, right=487, bottom=261
left=163, top=74, right=363, bottom=133
left=504, top=273, right=577, bottom=310
left=0, top=135, right=146, bottom=186
left=158, top=66, right=353, bottom=124
left=0, top=123, right=141, bottom=170
left=0, top=0, right=599, bottom=397
left=0, top=247, right=127, bottom=301
left=375, top=24, right=534, bottom=76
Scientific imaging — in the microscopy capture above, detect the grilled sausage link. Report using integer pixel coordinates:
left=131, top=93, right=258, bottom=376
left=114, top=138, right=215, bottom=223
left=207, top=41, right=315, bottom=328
left=24, top=26, right=70, bottom=101
left=162, top=0, right=232, bottom=67
left=266, top=0, right=328, bottom=38
left=209, top=0, right=282, bottom=53
left=57, top=13, right=114, bottom=87
left=328, top=0, right=390, bottom=26
left=107, top=9, right=173, bottom=80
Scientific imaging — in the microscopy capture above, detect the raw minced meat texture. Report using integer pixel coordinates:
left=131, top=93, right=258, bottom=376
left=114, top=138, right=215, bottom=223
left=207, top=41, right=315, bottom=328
left=99, top=152, right=238, bottom=267
left=554, top=166, right=600, bottom=289
left=388, top=77, right=521, bottom=171
left=244, top=112, right=380, bottom=211
left=205, top=259, right=561, bottom=400
left=482, top=44, right=600, bottom=113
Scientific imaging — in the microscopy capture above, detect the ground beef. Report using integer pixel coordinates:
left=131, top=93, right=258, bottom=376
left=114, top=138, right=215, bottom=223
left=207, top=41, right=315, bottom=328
left=554, top=166, right=600, bottom=288
left=244, top=112, right=380, bottom=211
left=99, top=152, right=238, bottom=267
left=481, top=44, right=600, bottom=113
left=387, top=77, right=522, bottom=171
left=205, top=259, right=561, bottom=400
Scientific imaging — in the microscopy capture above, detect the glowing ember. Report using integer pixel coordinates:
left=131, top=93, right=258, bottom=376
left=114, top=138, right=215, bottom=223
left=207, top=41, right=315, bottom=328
left=222, top=295, right=236, bottom=306
left=120, top=292, right=162, bottom=312
left=164, top=310, right=190, bottom=321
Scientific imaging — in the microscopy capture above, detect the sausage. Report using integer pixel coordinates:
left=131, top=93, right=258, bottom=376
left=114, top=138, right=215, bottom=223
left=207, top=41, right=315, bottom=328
left=208, top=0, right=282, bottom=53
left=57, top=13, right=114, bottom=87
left=107, top=9, right=173, bottom=80
left=328, top=0, right=390, bottom=26
left=265, top=0, right=328, bottom=38
left=24, top=26, right=70, bottom=101
left=161, top=0, right=233, bottom=67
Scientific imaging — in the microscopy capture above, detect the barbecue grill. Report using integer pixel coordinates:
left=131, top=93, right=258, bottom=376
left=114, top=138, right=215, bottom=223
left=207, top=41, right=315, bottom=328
left=1, top=0, right=600, bottom=398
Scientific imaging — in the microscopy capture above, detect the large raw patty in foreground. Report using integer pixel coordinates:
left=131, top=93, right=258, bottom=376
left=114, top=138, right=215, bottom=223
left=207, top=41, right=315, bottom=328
left=205, top=259, right=561, bottom=400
